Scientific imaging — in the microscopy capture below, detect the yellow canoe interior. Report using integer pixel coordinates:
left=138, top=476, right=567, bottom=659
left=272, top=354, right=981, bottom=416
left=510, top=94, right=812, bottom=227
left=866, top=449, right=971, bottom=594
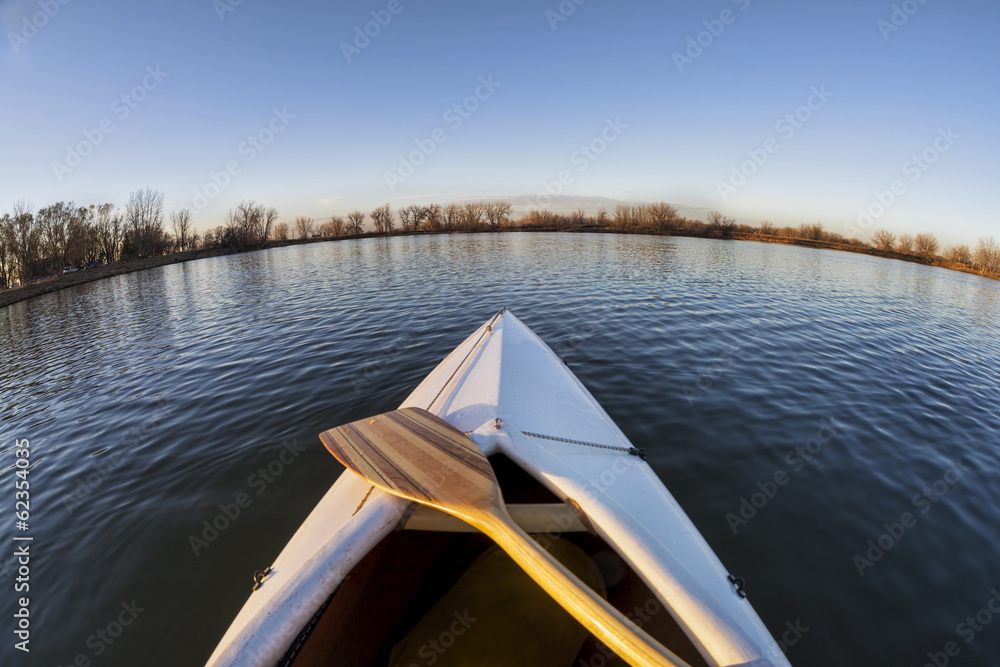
left=282, top=454, right=711, bottom=667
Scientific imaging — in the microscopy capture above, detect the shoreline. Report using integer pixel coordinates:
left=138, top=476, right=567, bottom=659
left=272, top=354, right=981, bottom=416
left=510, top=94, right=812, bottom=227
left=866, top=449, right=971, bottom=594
left=2, top=227, right=995, bottom=309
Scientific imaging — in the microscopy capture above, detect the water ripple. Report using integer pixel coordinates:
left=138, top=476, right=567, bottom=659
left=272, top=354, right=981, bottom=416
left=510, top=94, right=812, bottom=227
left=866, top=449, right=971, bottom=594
left=1, top=233, right=998, bottom=666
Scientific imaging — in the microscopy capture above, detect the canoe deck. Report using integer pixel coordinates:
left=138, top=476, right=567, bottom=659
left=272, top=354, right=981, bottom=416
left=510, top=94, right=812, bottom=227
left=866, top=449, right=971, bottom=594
left=204, top=310, right=788, bottom=667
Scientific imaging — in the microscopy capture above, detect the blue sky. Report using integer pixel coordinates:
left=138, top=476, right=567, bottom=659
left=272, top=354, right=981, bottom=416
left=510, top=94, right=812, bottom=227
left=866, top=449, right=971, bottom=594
left=1, top=0, right=997, bottom=245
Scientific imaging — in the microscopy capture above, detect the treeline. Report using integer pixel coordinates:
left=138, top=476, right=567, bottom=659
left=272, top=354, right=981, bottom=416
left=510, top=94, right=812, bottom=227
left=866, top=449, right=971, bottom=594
left=869, top=229, right=1000, bottom=277
left=505, top=204, right=998, bottom=280
left=3, top=195, right=998, bottom=291
left=0, top=190, right=279, bottom=291
left=0, top=189, right=175, bottom=290
left=284, top=201, right=516, bottom=239
left=285, top=201, right=716, bottom=238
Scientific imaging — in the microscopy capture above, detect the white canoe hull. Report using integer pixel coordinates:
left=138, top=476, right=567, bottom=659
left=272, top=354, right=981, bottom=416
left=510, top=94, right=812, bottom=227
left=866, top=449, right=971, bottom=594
left=206, top=310, right=789, bottom=667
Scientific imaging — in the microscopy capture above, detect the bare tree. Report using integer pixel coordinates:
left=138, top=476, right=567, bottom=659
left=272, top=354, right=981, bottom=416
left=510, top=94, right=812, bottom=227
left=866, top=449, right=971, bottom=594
left=443, top=204, right=461, bottom=231
left=423, top=204, right=442, bottom=231
left=294, top=216, right=314, bottom=239
left=569, top=209, right=587, bottom=227
left=80, top=207, right=99, bottom=264
left=946, top=245, right=972, bottom=266
left=94, top=204, right=123, bottom=264
left=896, top=234, right=914, bottom=254
left=914, top=233, right=939, bottom=260
left=707, top=210, right=737, bottom=238
left=462, top=202, right=486, bottom=231
left=412, top=205, right=428, bottom=230
left=220, top=202, right=277, bottom=247
left=974, top=237, right=1000, bottom=276
left=484, top=201, right=513, bottom=229
left=872, top=229, right=896, bottom=251
left=613, top=205, right=631, bottom=228
left=6, top=201, right=39, bottom=284
left=326, top=216, right=345, bottom=236
left=398, top=204, right=423, bottom=232
left=171, top=209, right=193, bottom=252
left=397, top=206, right=414, bottom=232
left=273, top=222, right=289, bottom=241
left=649, top=202, right=679, bottom=228
left=346, top=210, right=366, bottom=235
left=70, top=204, right=98, bottom=265
left=371, top=204, right=394, bottom=233
left=36, top=202, right=71, bottom=273
left=0, top=214, right=13, bottom=289
left=595, top=207, right=608, bottom=226
left=256, top=207, right=278, bottom=244
left=798, top=222, right=825, bottom=241
left=758, top=221, right=776, bottom=236
left=630, top=205, right=650, bottom=227
left=33, top=201, right=92, bottom=271
left=124, top=188, right=167, bottom=258
left=521, top=210, right=554, bottom=228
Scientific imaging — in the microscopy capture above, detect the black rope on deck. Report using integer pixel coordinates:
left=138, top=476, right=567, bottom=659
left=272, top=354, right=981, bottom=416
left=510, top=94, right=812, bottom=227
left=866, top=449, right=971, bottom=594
left=521, top=431, right=646, bottom=460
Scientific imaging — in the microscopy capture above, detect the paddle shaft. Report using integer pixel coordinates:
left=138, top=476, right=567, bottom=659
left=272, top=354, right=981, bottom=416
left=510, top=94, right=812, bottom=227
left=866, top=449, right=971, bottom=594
left=469, top=509, right=692, bottom=667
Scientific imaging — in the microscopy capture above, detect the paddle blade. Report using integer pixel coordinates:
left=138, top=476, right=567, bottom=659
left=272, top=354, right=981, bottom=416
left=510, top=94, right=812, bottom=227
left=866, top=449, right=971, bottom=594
left=319, top=407, right=502, bottom=513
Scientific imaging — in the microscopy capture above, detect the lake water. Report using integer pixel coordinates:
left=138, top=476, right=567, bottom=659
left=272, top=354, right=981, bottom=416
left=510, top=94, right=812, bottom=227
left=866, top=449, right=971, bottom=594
left=2, top=232, right=999, bottom=666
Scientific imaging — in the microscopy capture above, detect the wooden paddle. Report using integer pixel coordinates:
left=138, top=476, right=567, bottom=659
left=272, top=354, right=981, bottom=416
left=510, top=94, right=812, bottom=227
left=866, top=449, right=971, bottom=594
left=320, top=407, right=692, bottom=667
